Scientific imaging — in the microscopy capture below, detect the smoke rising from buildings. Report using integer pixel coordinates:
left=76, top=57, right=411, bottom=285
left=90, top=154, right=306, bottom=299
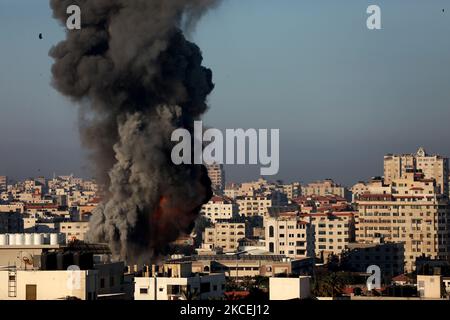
left=49, top=0, right=219, bottom=262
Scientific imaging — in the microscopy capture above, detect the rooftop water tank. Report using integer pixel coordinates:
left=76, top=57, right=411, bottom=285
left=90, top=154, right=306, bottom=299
left=0, top=234, right=8, bottom=246
left=33, top=233, right=43, bottom=245
left=25, top=233, right=33, bottom=245
left=43, top=233, right=50, bottom=245
left=15, top=234, right=25, bottom=246
left=50, top=233, right=59, bottom=245
left=8, top=234, right=16, bottom=245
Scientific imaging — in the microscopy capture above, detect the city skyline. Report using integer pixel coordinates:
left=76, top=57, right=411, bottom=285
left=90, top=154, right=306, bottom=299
left=2, top=1, right=450, bottom=185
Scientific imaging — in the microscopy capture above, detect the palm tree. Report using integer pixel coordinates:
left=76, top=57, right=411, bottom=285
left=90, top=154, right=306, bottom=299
left=181, top=288, right=200, bottom=301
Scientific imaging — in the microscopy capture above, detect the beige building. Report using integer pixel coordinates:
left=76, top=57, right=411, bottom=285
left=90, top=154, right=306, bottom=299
left=265, top=213, right=315, bottom=259
left=269, top=276, right=311, bottom=300
left=384, top=147, right=449, bottom=196
left=417, top=275, right=444, bottom=299
left=186, top=255, right=314, bottom=279
left=236, top=196, right=272, bottom=217
left=200, top=196, right=238, bottom=223
left=0, top=203, right=24, bottom=213
left=0, top=176, right=7, bottom=191
left=0, top=269, right=97, bottom=300
left=0, top=244, right=62, bottom=268
left=203, top=222, right=248, bottom=253
left=0, top=261, right=127, bottom=300
left=302, top=179, right=350, bottom=201
left=134, top=262, right=225, bottom=301
left=351, top=182, right=370, bottom=202
left=59, top=222, right=90, bottom=243
left=206, top=163, right=225, bottom=192
left=304, top=212, right=355, bottom=259
left=355, top=171, right=450, bottom=272
left=279, top=182, right=302, bottom=200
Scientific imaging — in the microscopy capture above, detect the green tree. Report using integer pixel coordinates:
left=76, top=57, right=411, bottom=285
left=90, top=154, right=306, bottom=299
left=312, top=272, right=346, bottom=298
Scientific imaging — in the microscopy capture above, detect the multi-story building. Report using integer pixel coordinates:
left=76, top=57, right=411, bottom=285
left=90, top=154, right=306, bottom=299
left=303, top=212, right=355, bottom=259
left=236, top=196, right=272, bottom=217
left=280, top=182, right=302, bottom=200
left=202, top=221, right=248, bottom=253
left=301, top=179, right=351, bottom=201
left=351, top=182, right=370, bottom=202
left=0, top=261, right=126, bottom=300
left=187, top=255, right=314, bottom=279
left=0, top=212, right=23, bottom=234
left=206, top=163, right=225, bottom=192
left=384, top=147, right=449, bottom=196
left=342, top=241, right=405, bottom=282
left=200, top=196, right=238, bottom=223
left=59, top=221, right=90, bottom=243
left=265, top=212, right=315, bottom=259
left=355, top=171, right=450, bottom=272
left=134, top=262, right=225, bottom=301
left=0, top=176, right=7, bottom=192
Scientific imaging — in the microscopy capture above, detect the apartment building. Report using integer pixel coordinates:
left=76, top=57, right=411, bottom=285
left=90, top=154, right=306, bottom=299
left=0, top=176, right=7, bottom=192
left=269, top=277, right=311, bottom=300
left=0, top=269, right=98, bottom=300
left=200, top=196, right=238, bottom=223
left=384, top=147, right=449, bottom=196
left=342, top=242, right=405, bottom=282
left=236, top=196, right=272, bottom=217
left=206, top=163, right=225, bottom=192
left=203, top=222, right=248, bottom=253
left=0, top=203, right=24, bottom=213
left=134, top=262, right=225, bottom=301
left=280, top=182, right=301, bottom=200
left=59, top=221, right=90, bottom=243
left=265, top=213, right=315, bottom=259
left=302, top=179, right=351, bottom=201
left=355, top=171, right=450, bottom=272
left=0, top=261, right=127, bottom=300
left=351, top=182, right=370, bottom=202
left=0, top=212, right=23, bottom=234
left=303, top=212, right=355, bottom=259
left=189, top=255, right=314, bottom=279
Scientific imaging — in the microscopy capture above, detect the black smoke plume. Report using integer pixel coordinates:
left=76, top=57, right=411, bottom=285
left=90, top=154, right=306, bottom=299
left=49, top=0, right=219, bottom=263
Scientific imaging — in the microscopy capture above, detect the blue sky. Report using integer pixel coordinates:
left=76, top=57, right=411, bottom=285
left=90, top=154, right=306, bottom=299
left=1, top=0, right=450, bottom=186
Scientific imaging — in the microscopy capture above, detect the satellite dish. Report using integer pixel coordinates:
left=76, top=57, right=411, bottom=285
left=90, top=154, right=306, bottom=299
left=20, top=252, right=34, bottom=266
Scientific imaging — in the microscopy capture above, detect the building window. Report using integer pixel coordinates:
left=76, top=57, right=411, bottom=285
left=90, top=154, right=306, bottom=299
left=200, top=283, right=211, bottom=293
left=140, top=288, right=148, bottom=294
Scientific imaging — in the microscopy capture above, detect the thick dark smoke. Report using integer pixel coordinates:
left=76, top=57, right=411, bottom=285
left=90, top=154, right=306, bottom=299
left=49, top=0, right=219, bottom=263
